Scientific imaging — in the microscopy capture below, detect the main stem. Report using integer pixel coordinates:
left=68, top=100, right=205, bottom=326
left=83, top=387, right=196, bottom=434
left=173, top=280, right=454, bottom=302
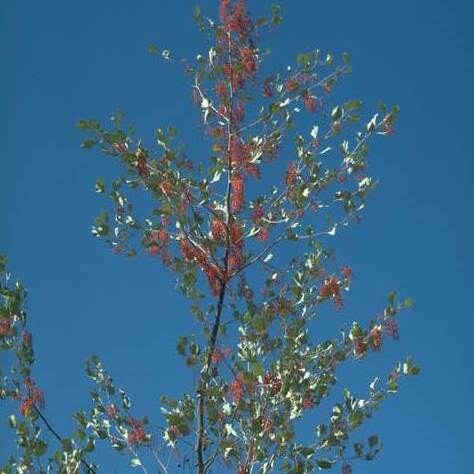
left=195, top=28, right=235, bottom=474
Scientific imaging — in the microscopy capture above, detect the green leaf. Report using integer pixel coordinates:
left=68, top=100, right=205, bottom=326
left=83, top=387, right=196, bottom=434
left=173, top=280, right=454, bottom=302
left=148, top=44, right=159, bottom=55
left=316, top=459, right=334, bottom=469
left=368, top=435, right=379, bottom=447
left=81, top=139, right=98, bottom=149
left=402, top=296, right=413, bottom=308
left=130, top=458, right=142, bottom=468
left=95, top=178, right=105, bottom=194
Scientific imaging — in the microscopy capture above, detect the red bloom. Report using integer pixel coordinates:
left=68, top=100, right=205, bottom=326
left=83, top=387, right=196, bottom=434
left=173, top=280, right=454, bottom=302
left=241, top=47, right=257, bottom=75
left=205, top=264, right=223, bottom=296
left=285, top=79, right=298, bottom=92
left=230, top=373, right=245, bottom=403
left=211, top=218, right=226, bottom=240
left=337, top=172, right=347, bottom=183
left=22, top=331, right=32, bottom=347
left=319, top=276, right=343, bottom=310
left=216, top=82, right=227, bottom=98
left=180, top=238, right=196, bottom=261
left=342, top=465, right=352, bottom=474
left=340, top=266, right=353, bottom=280
left=230, top=220, right=243, bottom=247
left=370, top=328, right=382, bottom=351
left=286, top=162, right=297, bottom=187
left=304, top=94, right=317, bottom=113
left=126, top=418, right=147, bottom=445
left=231, top=173, right=245, bottom=212
left=148, top=244, right=160, bottom=256
left=382, top=318, right=399, bottom=340
left=113, top=142, right=128, bottom=154
left=323, top=82, right=332, bottom=94
left=262, top=80, right=273, bottom=98
left=160, top=180, right=173, bottom=197
left=302, top=397, right=314, bottom=410
left=106, top=404, right=117, bottom=418
left=353, top=338, right=366, bottom=358
left=263, top=373, right=282, bottom=395
left=251, top=205, right=264, bottom=223
left=0, top=319, right=11, bottom=336
left=258, top=227, right=269, bottom=242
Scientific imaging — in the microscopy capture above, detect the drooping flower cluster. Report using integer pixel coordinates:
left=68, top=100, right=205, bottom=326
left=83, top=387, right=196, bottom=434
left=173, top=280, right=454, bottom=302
left=19, top=377, right=45, bottom=417
left=319, top=276, right=343, bottom=310
left=126, top=417, right=148, bottom=445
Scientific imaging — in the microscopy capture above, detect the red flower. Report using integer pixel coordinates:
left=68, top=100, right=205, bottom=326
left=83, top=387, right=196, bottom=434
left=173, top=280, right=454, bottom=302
left=148, top=244, right=160, bottom=256
left=337, top=172, right=347, bottom=183
left=258, top=227, right=269, bottom=242
left=382, top=318, right=399, bottom=340
left=263, top=373, right=282, bottom=395
left=353, top=338, right=366, bottom=357
left=211, top=218, right=226, bottom=240
left=22, top=331, right=32, bottom=347
left=113, top=142, right=128, bottom=154
left=302, top=397, right=313, bottom=410
left=230, top=220, right=243, bottom=247
left=342, top=465, right=352, bottom=474
left=180, top=238, right=196, bottom=261
left=230, top=373, right=245, bottom=403
left=319, top=277, right=343, bottom=310
left=0, top=319, right=11, bottom=336
left=126, top=417, right=147, bottom=445
left=216, top=82, right=227, bottom=98
left=285, top=79, right=298, bottom=92
left=286, top=162, right=297, bottom=187
left=106, top=404, right=117, bottom=418
left=251, top=205, right=264, bottom=223
left=370, top=328, right=382, bottom=351
left=304, top=94, right=317, bottom=113
left=231, top=173, right=245, bottom=212
left=340, top=266, right=353, bottom=280
left=241, top=47, right=257, bottom=75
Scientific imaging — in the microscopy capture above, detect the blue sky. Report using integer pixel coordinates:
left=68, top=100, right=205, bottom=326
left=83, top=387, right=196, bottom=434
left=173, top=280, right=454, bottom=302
left=1, top=0, right=473, bottom=472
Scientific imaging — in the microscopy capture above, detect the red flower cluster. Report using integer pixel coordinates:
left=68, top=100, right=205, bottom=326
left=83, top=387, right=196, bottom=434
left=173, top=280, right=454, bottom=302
left=240, top=47, right=257, bottom=75
left=340, top=266, right=353, bottom=280
left=370, top=327, right=382, bottom=351
left=22, top=331, right=32, bottom=347
left=147, top=228, right=170, bottom=258
left=263, top=373, right=282, bottom=395
left=19, top=378, right=44, bottom=417
left=230, top=373, right=245, bottom=403
left=353, top=338, right=367, bottom=358
left=211, top=218, right=226, bottom=240
left=106, top=404, right=117, bottom=418
left=135, top=148, right=149, bottom=179
left=251, top=204, right=264, bottom=223
left=285, top=78, right=299, bottom=92
left=258, top=227, right=269, bottom=242
left=319, top=276, right=343, bottom=310
left=112, top=141, right=128, bottom=154
left=0, top=319, right=12, bottom=336
left=382, top=317, right=399, bottom=340
left=286, top=162, right=297, bottom=187
left=126, top=417, right=147, bottom=445
left=302, top=397, right=314, bottom=410
left=180, top=237, right=223, bottom=295
left=211, top=347, right=232, bottom=364
left=303, top=93, right=317, bottom=113
left=231, top=173, right=245, bottom=212
left=342, top=465, right=352, bottom=474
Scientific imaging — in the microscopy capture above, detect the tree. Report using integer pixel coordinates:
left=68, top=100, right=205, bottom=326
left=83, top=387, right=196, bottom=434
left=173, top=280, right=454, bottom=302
left=1, top=1, right=419, bottom=473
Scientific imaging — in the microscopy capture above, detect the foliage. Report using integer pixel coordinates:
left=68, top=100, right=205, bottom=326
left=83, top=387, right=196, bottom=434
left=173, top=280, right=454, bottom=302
left=1, top=1, right=418, bottom=473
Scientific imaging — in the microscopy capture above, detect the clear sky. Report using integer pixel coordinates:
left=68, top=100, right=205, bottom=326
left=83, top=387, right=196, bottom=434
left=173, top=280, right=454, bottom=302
left=1, top=0, right=473, bottom=472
